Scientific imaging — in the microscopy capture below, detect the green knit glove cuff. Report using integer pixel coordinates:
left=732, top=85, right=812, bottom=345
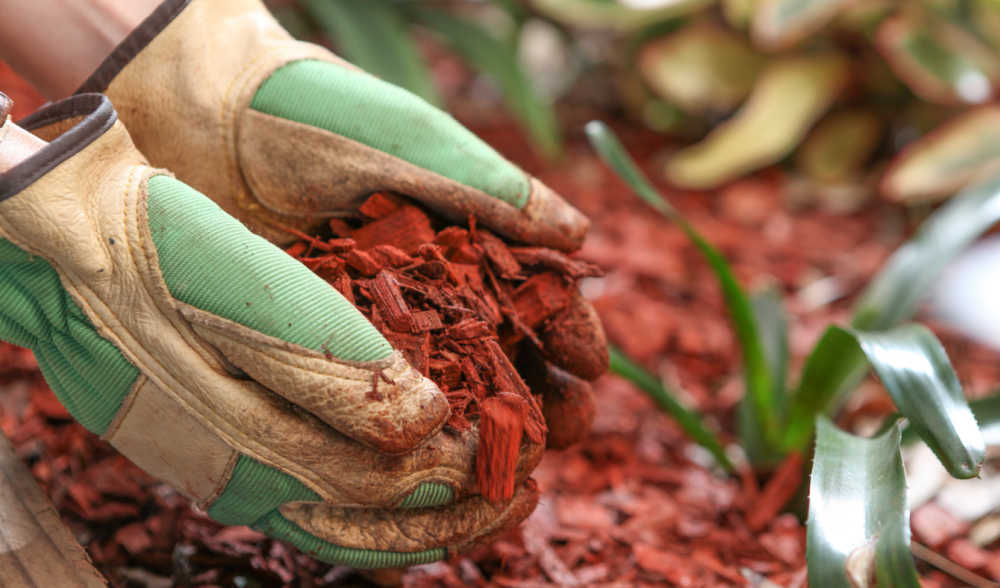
left=0, top=239, right=138, bottom=434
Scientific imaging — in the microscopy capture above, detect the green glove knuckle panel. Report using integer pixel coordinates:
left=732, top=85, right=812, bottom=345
left=208, top=455, right=449, bottom=568
left=0, top=239, right=137, bottom=434
left=251, top=59, right=530, bottom=209
left=145, top=175, right=391, bottom=361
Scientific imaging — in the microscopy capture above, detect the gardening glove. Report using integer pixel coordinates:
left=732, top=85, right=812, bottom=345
left=79, top=0, right=589, bottom=252
left=0, top=93, right=540, bottom=568
left=77, top=0, right=609, bottom=444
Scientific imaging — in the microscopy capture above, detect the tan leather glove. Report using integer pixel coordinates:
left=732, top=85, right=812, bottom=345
left=77, top=0, right=610, bottom=442
left=0, top=93, right=539, bottom=568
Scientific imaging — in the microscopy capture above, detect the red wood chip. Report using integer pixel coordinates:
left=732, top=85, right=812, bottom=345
left=746, top=452, right=804, bottom=532
left=477, top=230, right=523, bottom=279
left=358, top=192, right=404, bottom=219
left=369, top=271, right=415, bottom=333
left=477, top=393, right=527, bottom=503
left=114, top=522, right=153, bottom=555
left=511, top=273, right=574, bottom=329
left=344, top=248, right=381, bottom=276
left=351, top=205, right=435, bottom=254
left=911, top=502, right=969, bottom=548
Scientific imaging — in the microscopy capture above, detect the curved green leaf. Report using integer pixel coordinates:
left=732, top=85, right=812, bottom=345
left=665, top=53, right=850, bottom=189
left=847, top=324, right=984, bottom=479
left=637, top=24, right=764, bottom=115
left=900, top=392, right=1000, bottom=446
left=786, top=173, right=1000, bottom=449
left=411, top=8, right=563, bottom=159
left=741, top=287, right=791, bottom=466
left=752, top=0, right=855, bottom=50
left=527, top=0, right=714, bottom=32
left=303, top=0, right=441, bottom=106
left=808, top=419, right=920, bottom=588
left=784, top=326, right=867, bottom=449
left=882, top=106, right=1000, bottom=203
left=971, top=394, right=1000, bottom=445
left=790, top=325, right=985, bottom=478
left=585, top=121, right=780, bottom=448
left=609, top=347, right=734, bottom=471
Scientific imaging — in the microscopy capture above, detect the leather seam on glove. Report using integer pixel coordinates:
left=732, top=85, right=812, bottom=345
left=0, top=94, right=117, bottom=202
left=180, top=305, right=402, bottom=376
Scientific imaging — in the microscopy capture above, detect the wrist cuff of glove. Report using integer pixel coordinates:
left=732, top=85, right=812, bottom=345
left=76, top=0, right=191, bottom=94
left=0, top=94, right=117, bottom=201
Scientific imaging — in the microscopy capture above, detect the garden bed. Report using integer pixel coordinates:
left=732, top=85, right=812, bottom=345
left=3, top=61, right=1000, bottom=586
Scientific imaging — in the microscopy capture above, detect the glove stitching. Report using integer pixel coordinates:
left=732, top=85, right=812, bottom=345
left=100, top=374, right=144, bottom=440
left=196, top=449, right=240, bottom=510
left=219, top=334, right=404, bottom=384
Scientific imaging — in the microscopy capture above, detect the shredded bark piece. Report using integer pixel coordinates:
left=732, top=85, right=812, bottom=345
left=477, top=393, right=527, bottom=503
left=350, top=205, right=435, bottom=254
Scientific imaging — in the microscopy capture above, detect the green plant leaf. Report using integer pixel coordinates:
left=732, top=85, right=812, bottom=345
left=882, top=106, right=1000, bottom=203
left=784, top=326, right=867, bottom=449
left=855, top=173, right=1000, bottom=331
left=785, top=173, right=1000, bottom=449
left=665, top=53, right=850, bottom=189
left=876, top=13, right=1000, bottom=105
left=807, top=419, right=921, bottom=588
left=970, top=394, right=1000, bottom=445
left=302, top=0, right=441, bottom=106
left=798, top=110, right=883, bottom=183
left=752, top=286, right=789, bottom=404
left=411, top=8, right=563, bottom=159
left=752, top=0, right=855, bottom=50
left=740, top=287, right=791, bottom=466
left=850, top=324, right=983, bottom=478
left=900, top=392, right=1000, bottom=445
left=585, top=120, right=779, bottom=450
left=788, top=325, right=985, bottom=478
left=527, top=0, right=714, bottom=32
left=609, top=347, right=734, bottom=471
left=637, top=23, right=764, bottom=115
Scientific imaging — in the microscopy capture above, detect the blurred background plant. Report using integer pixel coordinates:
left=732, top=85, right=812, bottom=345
left=260, top=0, right=1000, bottom=583
left=269, top=0, right=1000, bottom=212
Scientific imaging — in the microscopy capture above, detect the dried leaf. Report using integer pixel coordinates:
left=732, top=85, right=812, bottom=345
left=527, top=0, right=713, bottom=32
left=882, top=106, right=1000, bottom=203
left=798, top=110, right=883, bottom=183
left=666, top=53, right=850, bottom=189
left=638, top=23, right=764, bottom=115
left=752, top=0, right=855, bottom=50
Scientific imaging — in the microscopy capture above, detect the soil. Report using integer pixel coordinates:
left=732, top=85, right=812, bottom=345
left=3, top=61, right=1000, bottom=587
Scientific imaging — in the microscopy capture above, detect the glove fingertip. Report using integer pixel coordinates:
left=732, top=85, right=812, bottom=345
left=520, top=178, right=590, bottom=252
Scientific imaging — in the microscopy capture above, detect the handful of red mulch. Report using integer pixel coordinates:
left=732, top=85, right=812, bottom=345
left=284, top=193, right=607, bottom=502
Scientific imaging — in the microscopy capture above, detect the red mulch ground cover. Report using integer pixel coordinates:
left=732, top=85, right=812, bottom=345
left=4, top=62, right=1000, bottom=586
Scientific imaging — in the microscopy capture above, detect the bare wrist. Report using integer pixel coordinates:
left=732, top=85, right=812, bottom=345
left=0, top=0, right=163, bottom=99
left=0, top=119, right=47, bottom=174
